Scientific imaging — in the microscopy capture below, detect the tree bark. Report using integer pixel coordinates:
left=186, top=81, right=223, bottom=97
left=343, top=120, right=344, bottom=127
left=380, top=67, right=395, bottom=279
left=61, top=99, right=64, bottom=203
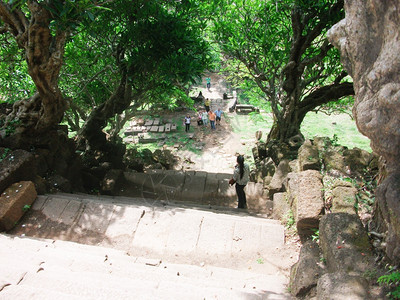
left=267, top=81, right=354, bottom=143
left=265, top=1, right=352, bottom=144
left=78, top=70, right=132, bottom=150
left=0, top=2, right=67, bottom=140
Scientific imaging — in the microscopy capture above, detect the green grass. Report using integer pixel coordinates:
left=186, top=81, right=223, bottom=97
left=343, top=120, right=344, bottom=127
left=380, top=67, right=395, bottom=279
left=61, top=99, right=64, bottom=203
left=227, top=110, right=371, bottom=153
left=225, top=112, right=273, bottom=160
left=301, top=112, right=371, bottom=152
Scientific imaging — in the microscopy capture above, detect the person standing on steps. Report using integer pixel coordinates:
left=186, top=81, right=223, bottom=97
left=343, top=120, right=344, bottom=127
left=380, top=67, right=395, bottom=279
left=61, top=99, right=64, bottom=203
left=215, top=108, right=223, bottom=126
left=208, top=110, right=216, bottom=130
left=206, top=77, right=211, bottom=90
left=184, top=114, right=191, bottom=132
left=229, top=155, right=250, bottom=209
left=204, top=98, right=210, bottom=112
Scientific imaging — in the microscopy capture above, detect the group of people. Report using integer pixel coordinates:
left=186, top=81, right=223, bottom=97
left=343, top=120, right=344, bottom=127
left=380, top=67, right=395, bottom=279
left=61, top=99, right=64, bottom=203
left=197, top=108, right=223, bottom=130
left=203, top=98, right=223, bottom=129
left=184, top=98, right=223, bottom=132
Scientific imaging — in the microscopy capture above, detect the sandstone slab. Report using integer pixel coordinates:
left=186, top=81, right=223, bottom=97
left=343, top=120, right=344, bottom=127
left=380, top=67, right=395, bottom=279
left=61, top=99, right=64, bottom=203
left=272, top=192, right=290, bottom=220
left=298, top=139, right=320, bottom=171
left=316, top=272, right=369, bottom=300
left=290, top=170, right=324, bottom=235
left=319, top=213, right=374, bottom=275
left=290, top=240, right=323, bottom=297
left=268, top=159, right=291, bottom=197
left=0, top=181, right=37, bottom=231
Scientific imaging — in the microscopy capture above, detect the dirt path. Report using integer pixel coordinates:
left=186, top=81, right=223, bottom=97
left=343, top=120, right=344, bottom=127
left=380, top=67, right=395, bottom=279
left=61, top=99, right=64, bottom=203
left=176, top=72, right=249, bottom=174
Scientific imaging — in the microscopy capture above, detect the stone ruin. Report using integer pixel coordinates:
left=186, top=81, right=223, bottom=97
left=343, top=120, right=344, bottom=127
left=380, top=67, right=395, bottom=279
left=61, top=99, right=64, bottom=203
left=285, top=1, right=400, bottom=297
left=251, top=134, right=382, bottom=298
left=123, top=117, right=177, bottom=145
left=328, top=0, right=400, bottom=265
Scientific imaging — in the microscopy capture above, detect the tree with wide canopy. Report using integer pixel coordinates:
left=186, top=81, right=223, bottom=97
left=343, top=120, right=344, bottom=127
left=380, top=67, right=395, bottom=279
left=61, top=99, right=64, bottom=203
left=67, top=0, right=213, bottom=156
left=0, top=0, right=213, bottom=152
left=0, top=0, right=109, bottom=148
left=211, top=0, right=354, bottom=144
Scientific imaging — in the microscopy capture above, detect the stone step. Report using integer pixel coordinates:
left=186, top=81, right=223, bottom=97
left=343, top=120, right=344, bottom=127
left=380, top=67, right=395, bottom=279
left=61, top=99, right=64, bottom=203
left=0, top=234, right=290, bottom=299
left=9, top=193, right=286, bottom=272
left=121, top=171, right=269, bottom=215
left=0, top=285, right=82, bottom=300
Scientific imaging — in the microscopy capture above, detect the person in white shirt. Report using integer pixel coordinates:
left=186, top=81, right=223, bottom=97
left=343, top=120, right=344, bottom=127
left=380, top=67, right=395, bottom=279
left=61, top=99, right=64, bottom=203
left=184, top=114, right=191, bottom=132
left=229, top=155, right=250, bottom=209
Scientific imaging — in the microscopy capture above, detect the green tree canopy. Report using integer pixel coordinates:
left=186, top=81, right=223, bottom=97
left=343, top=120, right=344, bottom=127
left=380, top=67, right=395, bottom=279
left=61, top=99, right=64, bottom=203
left=66, top=0, right=213, bottom=155
left=0, top=0, right=108, bottom=148
left=212, top=0, right=354, bottom=143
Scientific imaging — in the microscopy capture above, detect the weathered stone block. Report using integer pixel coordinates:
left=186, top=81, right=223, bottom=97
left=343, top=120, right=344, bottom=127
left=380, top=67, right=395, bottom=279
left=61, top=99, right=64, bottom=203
left=323, top=147, right=349, bottom=176
left=319, top=213, right=375, bottom=275
left=144, top=119, right=153, bottom=126
left=0, top=150, right=36, bottom=194
left=150, top=126, right=159, bottom=132
left=284, top=172, right=298, bottom=207
left=343, top=147, right=374, bottom=176
left=268, top=159, right=291, bottom=197
left=290, top=240, right=323, bottom=297
left=298, top=139, right=320, bottom=171
left=0, top=181, right=37, bottom=231
left=331, top=181, right=357, bottom=214
left=101, top=169, right=125, bottom=195
left=272, top=192, right=290, bottom=220
left=291, top=170, right=324, bottom=235
left=260, top=157, right=275, bottom=178
left=316, top=272, right=369, bottom=300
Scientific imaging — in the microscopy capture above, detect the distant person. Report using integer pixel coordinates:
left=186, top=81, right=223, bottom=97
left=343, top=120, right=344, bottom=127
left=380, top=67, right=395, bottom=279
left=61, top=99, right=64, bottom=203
left=206, top=77, right=211, bottom=90
left=204, top=98, right=210, bottom=112
left=197, top=111, right=203, bottom=126
left=184, top=114, right=191, bottom=132
left=215, top=108, right=223, bottom=126
left=229, top=155, right=250, bottom=209
left=202, top=110, right=209, bottom=126
left=208, top=110, right=216, bottom=130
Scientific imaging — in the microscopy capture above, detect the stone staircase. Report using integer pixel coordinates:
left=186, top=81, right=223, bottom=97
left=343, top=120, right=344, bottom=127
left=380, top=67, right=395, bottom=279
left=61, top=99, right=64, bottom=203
left=1, top=193, right=293, bottom=299
left=0, top=234, right=289, bottom=299
left=118, top=170, right=270, bottom=216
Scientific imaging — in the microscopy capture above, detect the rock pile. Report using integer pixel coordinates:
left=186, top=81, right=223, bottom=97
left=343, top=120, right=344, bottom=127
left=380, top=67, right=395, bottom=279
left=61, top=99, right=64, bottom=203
left=251, top=136, right=382, bottom=298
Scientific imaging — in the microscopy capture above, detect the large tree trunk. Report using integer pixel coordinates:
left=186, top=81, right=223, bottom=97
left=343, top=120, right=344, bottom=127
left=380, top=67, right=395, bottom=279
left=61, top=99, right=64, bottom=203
left=79, top=71, right=132, bottom=151
left=0, top=2, right=85, bottom=193
left=0, top=2, right=67, bottom=146
left=267, top=108, right=303, bottom=143
left=267, top=81, right=354, bottom=144
left=328, top=0, right=400, bottom=264
left=75, top=69, right=135, bottom=170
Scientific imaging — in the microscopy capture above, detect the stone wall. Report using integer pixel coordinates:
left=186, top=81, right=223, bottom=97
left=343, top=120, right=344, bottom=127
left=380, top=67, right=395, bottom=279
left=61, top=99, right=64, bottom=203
left=327, top=0, right=400, bottom=264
